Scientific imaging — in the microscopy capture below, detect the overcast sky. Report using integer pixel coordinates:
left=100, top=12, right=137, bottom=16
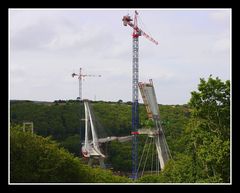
left=9, top=9, right=231, bottom=104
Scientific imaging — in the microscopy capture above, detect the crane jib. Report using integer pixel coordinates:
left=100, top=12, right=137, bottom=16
left=125, top=21, right=158, bottom=45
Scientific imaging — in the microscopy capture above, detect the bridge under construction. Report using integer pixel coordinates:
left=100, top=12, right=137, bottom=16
left=79, top=79, right=171, bottom=177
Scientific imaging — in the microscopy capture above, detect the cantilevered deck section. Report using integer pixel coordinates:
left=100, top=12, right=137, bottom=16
left=139, top=79, right=171, bottom=170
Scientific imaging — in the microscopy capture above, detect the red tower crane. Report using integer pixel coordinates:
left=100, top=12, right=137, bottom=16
left=122, top=11, right=158, bottom=45
left=122, top=10, right=158, bottom=180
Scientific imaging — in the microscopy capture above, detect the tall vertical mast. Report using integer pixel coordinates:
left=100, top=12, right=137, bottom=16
left=84, top=101, right=89, bottom=150
left=79, top=68, right=82, bottom=100
left=132, top=36, right=139, bottom=180
left=122, top=10, right=158, bottom=180
left=131, top=11, right=140, bottom=180
left=72, top=68, right=101, bottom=151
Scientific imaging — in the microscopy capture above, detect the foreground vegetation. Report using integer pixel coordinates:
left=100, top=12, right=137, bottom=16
left=10, top=76, right=230, bottom=183
left=10, top=126, right=131, bottom=183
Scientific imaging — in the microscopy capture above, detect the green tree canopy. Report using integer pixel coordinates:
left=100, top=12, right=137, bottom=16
left=186, top=76, right=230, bottom=182
left=10, top=125, right=131, bottom=183
left=138, top=76, right=230, bottom=183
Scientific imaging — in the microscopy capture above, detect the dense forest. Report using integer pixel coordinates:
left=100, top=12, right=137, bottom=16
left=10, top=76, right=230, bottom=183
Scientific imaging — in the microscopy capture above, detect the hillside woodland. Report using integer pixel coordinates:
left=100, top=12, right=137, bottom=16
left=10, top=76, right=230, bottom=183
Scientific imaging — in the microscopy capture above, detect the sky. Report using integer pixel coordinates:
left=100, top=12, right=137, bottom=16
left=9, top=9, right=231, bottom=104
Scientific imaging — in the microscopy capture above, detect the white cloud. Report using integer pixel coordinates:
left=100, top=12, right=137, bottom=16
left=9, top=9, right=231, bottom=104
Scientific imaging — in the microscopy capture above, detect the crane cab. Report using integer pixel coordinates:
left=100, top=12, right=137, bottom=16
left=122, top=15, right=132, bottom=26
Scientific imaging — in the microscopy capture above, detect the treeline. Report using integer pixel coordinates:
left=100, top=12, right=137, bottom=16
left=10, top=99, right=189, bottom=157
left=10, top=100, right=133, bottom=139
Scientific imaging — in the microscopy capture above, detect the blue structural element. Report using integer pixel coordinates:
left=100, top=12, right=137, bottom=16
left=131, top=101, right=139, bottom=179
left=132, top=135, right=138, bottom=179
left=131, top=36, right=139, bottom=180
